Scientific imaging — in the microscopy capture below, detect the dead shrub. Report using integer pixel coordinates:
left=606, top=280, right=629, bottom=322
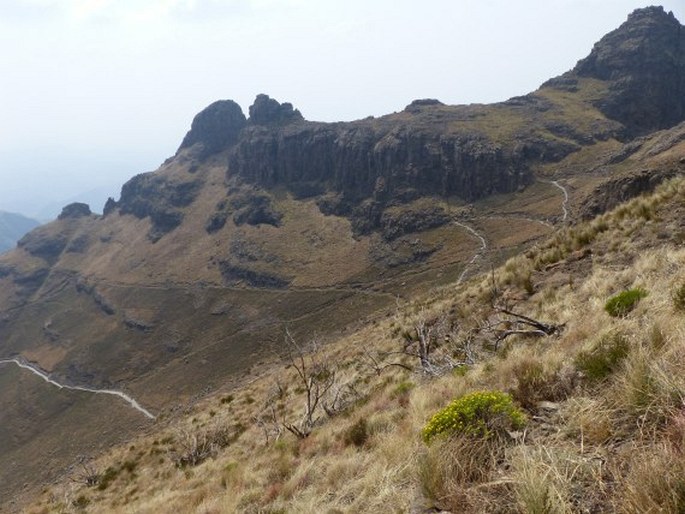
left=169, top=424, right=234, bottom=468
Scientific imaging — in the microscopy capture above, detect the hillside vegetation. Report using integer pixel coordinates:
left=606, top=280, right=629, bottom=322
left=25, top=172, right=685, bottom=513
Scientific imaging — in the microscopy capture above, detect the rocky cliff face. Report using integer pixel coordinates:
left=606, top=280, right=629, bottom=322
left=229, top=112, right=531, bottom=204
left=144, top=94, right=569, bottom=237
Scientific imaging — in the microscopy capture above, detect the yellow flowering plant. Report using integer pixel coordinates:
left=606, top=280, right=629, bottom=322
left=422, top=390, right=526, bottom=443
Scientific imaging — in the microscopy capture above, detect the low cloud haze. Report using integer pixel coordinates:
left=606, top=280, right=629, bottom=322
left=2, top=0, right=683, bottom=219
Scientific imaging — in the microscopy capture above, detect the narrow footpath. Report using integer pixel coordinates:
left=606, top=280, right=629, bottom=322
left=551, top=180, right=569, bottom=221
left=453, top=221, right=488, bottom=285
left=0, top=357, right=155, bottom=419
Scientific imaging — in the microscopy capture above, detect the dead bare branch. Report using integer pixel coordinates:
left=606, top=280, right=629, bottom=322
left=280, top=328, right=337, bottom=438
left=397, top=309, right=474, bottom=376
left=70, top=458, right=100, bottom=488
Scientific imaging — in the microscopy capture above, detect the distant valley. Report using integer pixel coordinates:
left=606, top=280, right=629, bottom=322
left=0, top=211, right=39, bottom=253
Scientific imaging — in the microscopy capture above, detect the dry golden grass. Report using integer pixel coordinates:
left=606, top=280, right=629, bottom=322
left=23, top=176, right=685, bottom=514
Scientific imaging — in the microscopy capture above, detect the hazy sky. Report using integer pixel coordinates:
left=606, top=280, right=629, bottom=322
left=1, top=0, right=684, bottom=218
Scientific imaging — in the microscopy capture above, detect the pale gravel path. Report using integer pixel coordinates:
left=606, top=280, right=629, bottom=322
left=453, top=221, right=488, bottom=285
left=551, top=180, right=569, bottom=221
left=0, top=357, right=155, bottom=419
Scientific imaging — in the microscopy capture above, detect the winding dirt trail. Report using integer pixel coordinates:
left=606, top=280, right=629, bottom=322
left=0, top=357, right=155, bottom=419
left=551, top=180, right=569, bottom=221
left=453, top=221, right=488, bottom=285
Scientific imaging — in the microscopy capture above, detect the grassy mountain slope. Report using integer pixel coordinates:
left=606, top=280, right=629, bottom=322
left=24, top=141, right=685, bottom=513
left=1, top=5, right=684, bottom=509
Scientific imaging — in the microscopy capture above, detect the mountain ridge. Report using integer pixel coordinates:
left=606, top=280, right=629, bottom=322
left=102, top=7, right=685, bottom=243
left=1, top=6, right=684, bottom=510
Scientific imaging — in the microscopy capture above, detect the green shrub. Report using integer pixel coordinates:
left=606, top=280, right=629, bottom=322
left=422, top=390, right=526, bottom=443
left=604, top=288, right=647, bottom=317
left=575, top=333, right=630, bottom=381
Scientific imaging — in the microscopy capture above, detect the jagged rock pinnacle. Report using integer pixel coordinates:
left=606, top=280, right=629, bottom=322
left=572, top=5, right=685, bottom=135
left=248, top=94, right=304, bottom=125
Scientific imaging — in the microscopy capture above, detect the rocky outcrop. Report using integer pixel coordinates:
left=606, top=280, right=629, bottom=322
left=555, top=6, right=685, bottom=136
left=218, top=261, right=290, bottom=288
left=11, top=267, right=50, bottom=295
left=248, top=94, right=304, bottom=125
left=121, top=8, right=685, bottom=241
left=229, top=188, right=282, bottom=227
left=223, top=92, right=606, bottom=235
left=178, top=100, right=247, bottom=158
left=58, top=203, right=91, bottom=220
left=404, top=99, right=444, bottom=113
left=17, top=227, right=68, bottom=263
left=65, top=234, right=90, bottom=253
left=114, top=172, right=203, bottom=241
left=370, top=237, right=441, bottom=268
left=579, top=166, right=680, bottom=219
left=205, top=201, right=230, bottom=234
left=103, top=197, right=117, bottom=216
left=205, top=187, right=282, bottom=233
left=75, top=278, right=115, bottom=315
left=380, top=205, right=450, bottom=240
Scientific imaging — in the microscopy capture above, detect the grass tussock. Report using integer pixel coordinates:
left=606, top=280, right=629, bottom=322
left=509, top=356, right=575, bottom=409
left=604, top=287, right=648, bottom=317
left=672, top=281, right=685, bottom=311
left=575, top=331, right=631, bottom=381
left=419, top=435, right=506, bottom=512
left=616, top=441, right=685, bottom=513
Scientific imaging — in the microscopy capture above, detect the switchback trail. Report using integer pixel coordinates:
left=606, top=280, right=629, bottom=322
left=0, top=357, right=155, bottom=419
left=551, top=180, right=569, bottom=222
left=454, top=221, right=488, bottom=285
